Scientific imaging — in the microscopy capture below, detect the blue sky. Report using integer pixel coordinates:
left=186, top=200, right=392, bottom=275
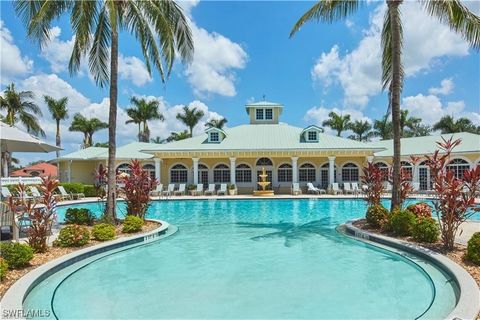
left=1, top=1, right=479, bottom=165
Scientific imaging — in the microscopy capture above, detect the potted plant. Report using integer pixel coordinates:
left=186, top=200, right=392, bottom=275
left=228, top=184, right=236, bottom=195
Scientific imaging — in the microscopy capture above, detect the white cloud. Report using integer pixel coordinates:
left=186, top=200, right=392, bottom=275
left=428, top=78, right=454, bottom=95
left=311, top=2, right=470, bottom=107
left=304, top=106, right=371, bottom=136
left=118, top=55, right=152, bottom=86
left=185, top=23, right=248, bottom=97
left=178, top=0, right=200, bottom=18
left=0, top=20, right=33, bottom=82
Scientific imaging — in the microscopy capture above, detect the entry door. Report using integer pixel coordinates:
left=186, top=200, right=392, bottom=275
left=256, top=170, right=272, bottom=190
left=320, top=168, right=337, bottom=189
left=198, top=170, right=208, bottom=188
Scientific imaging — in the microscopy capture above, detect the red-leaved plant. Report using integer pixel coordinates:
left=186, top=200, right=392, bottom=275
left=118, top=160, right=157, bottom=219
left=425, top=137, right=480, bottom=250
left=93, top=163, right=108, bottom=200
left=362, top=162, right=386, bottom=206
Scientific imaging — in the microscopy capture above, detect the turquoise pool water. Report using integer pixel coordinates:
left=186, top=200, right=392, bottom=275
left=24, top=199, right=458, bottom=319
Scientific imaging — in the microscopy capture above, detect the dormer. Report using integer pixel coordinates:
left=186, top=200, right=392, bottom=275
left=301, top=125, right=324, bottom=142
left=205, top=127, right=227, bottom=143
left=245, top=101, right=283, bottom=124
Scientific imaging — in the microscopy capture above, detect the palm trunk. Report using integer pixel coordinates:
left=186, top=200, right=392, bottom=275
left=56, top=119, right=61, bottom=158
left=106, top=27, right=119, bottom=222
left=1, top=152, right=9, bottom=177
left=388, top=0, right=403, bottom=211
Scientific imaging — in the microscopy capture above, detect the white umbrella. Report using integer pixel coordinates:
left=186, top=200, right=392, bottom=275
left=1, top=122, right=62, bottom=176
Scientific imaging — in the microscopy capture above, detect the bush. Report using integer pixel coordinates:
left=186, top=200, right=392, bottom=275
left=412, top=217, right=440, bottom=243
left=65, top=208, right=95, bottom=226
left=60, top=182, right=85, bottom=194
left=0, top=242, right=34, bottom=269
left=465, top=232, right=480, bottom=265
left=366, top=205, right=389, bottom=228
left=389, top=209, right=416, bottom=236
left=122, top=215, right=144, bottom=233
left=0, top=258, right=8, bottom=279
left=54, top=225, right=90, bottom=247
left=407, top=202, right=432, bottom=218
left=83, top=185, right=97, bottom=197
left=92, top=223, right=116, bottom=241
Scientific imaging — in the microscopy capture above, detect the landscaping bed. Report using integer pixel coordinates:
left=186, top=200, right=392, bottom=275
left=0, top=220, right=160, bottom=298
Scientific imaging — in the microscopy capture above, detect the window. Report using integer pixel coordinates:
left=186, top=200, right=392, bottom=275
left=374, top=162, right=389, bottom=181
left=299, top=163, right=316, bottom=182
left=256, top=157, right=273, bottom=166
left=265, top=108, right=273, bottom=120
left=400, top=161, right=413, bottom=181
left=213, top=164, right=230, bottom=183
left=236, top=164, right=252, bottom=183
left=209, top=131, right=219, bottom=142
left=170, top=164, right=188, bottom=183
left=256, top=108, right=264, bottom=120
left=117, top=163, right=131, bottom=175
left=142, top=164, right=156, bottom=179
left=447, top=158, right=470, bottom=179
left=198, top=164, right=208, bottom=187
left=307, top=131, right=318, bottom=141
left=278, top=163, right=292, bottom=182
left=320, top=163, right=337, bottom=189
left=419, top=161, right=430, bottom=191
left=342, top=163, right=359, bottom=182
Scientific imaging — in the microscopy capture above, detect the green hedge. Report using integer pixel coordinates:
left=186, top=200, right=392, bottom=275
left=92, top=223, right=116, bottom=241
left=122, top=215, right=144, bottom=233
left=0, top=242, right=34, bottom=269
left=84, top=185, right=97, bottom=197
left=59, top=182, right=84, bottom=194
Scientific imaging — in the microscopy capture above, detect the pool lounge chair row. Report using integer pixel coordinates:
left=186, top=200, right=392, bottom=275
left=150, top=183, right=229, bottom=197
left=1, top=185, right=84, bottom=202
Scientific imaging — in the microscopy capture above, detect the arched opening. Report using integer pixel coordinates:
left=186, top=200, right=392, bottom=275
left=256, top=158, right=273, bottom=190
left=447, top=158, right=470, bottom=179
left=256, top=157, right=273, bottom=166
left=400, top=161, right=413, bottom=181
left=236, top=164, right=252, bottom=183
left=198, top=164, right=209, bottom=187
left=418, top=161, right=431, bottom=190
left=299, top=163, right=316, bottom=182
left=142, top=164, right=155, bottom=179
left=170, top=164, right=188, bottom=183
left=374, top=162, right=389, bottom=181
left=116, top=163, right=131, bottom=175
left=342, top=163, right=359, bottom=183
left=213, top=164, right=230, bottom=183
left=320, top=163, right=337, bottom=190
left=277, top=163, right=292, bottom=183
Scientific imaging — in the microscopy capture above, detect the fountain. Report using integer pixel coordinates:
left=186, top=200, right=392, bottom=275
left=253, top=167, right=275, bottom=196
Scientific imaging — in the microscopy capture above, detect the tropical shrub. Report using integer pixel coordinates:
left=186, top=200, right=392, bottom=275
left=93, top=164, right=107, bottom=199
left=465, top=232, right=480, bottom=265
left=407, top=202, right=432, bottom=218
left=361, top=162, right=385, bottom=206
left=187, top=184, right=196, bottom=191
left=54, top=225, right=90, bottom=247
left=122, top=215, right=144, bottom=233
left=65, top=208, right=95, bottom=226
left=83, top=185, right=97, bottom=197
left=60, top=182, right=84, bottom=194
left=119, top=160, right=157, bottom=219
left=365, top=204, right=389, bottom=228
left=412, top=217, right=440, bottom=243
left=424, top=138, right=480, bottom=250
left=0, top=242, right=33, bottom=269
left=92, top=223, right=116, bottom=241
left=0, top=258, right=8, bottom=279
left=389, top=209, right=416, bottom=236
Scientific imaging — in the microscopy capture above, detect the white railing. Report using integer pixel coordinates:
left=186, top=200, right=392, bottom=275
left=0, top=177, right=43, bottom=185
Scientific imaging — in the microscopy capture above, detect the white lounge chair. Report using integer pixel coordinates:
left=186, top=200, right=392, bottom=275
left=192, top=184, right=204, bottom=196
left=217, top=184, right=227, bottom=196
left=174, top=184, right=186, bottom=196
left=204, top=184, right=216, bottom=196
left=1, top=187, right=13, bottom=199
left=307, top=182, right=325, bottom=195
left=162, top=184, right=175, bottom=197
left=57, top=186, right=73, bottom=200
left=343, top=182, right=355, bottom=195
left=331, top=183, right=341, bottom=195
left=351, top=182, right=361, bottom=195
left=30, top=186, right=45, bottom=201
left=150, top=184, right=163, bottom=196
left=291, top=183, right=302, bottom=195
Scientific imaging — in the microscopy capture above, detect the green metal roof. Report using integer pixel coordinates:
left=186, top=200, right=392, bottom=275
left=56, top=147, right=107, bottom=160
left=143, top=124, right=382, bottom=152
left=371, top=132, right=480, bottom=157
left=56, top=142, right=154, bottom=161
left=245, top=101, right=283, bottom=107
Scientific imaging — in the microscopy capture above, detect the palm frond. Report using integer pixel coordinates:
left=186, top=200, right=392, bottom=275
left=381, top=7, right=404, bottom=91
left=69, top=1, right=97, bottom=76
left=89, top=6, right=111, bottom=87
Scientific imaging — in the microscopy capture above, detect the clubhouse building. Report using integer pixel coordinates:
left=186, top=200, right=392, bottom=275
left=55, top=101, right=480, bottom=194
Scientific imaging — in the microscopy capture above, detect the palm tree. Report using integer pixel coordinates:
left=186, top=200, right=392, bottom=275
left=399, top=109, right=421, bottom=137
left=94, top=142, right=109, bottom=147
left=44, top=95, right=69, bottom=158
left=433, top=115, right=478, bottom=134
left=150, top=136, right=164, bottom=144
left=69, top=113, right=108, bottom=148
left=16, top=0, right=194, bottom=220
left=322, top=111, right=351, bottom=137
left=176, top=105, right=205, bottom=136
left=166, top=131, right=191, bottom=142
left=291, top=1, right=480, bottom=210
left=348, top=120, right=373, bottom=141
left=404, top=123, right=432, bottom=137
left=0, top=83, right=44, bottom=177
left=205, top=117, right=228, bottom=130
left=126, top=97, right=164, bottom=142
left=373, top=117, right=393, bottom=140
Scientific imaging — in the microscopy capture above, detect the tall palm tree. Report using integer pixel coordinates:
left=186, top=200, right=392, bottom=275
left=404, top=123, right=432, bottom=137
left=399, top=109, right=421, bottom=137
left=150, top=136, right=164, bottom=144
left=322, top=111, right=351, bottom=137
left=44, top=95, right=69, bottom=158
left=291, top=0, right=480, bottom=210
left=176, top=105, right=205, bottom=136
left=373, top=117, right=393, bottom=140
left=0, top=83, right=44, bottom=177
left=126, top=97, right=164, bottom=142
left=348, top=120, right=373, bottom=141
left=433, top=115, right=478, bottom=134
left=166, top=130, right=191, bottom=142
left=69, top=113, right=108, bottom=148
left=16, top=0, right=194, bottom=220
left=205, top=117, right=228, bottom=130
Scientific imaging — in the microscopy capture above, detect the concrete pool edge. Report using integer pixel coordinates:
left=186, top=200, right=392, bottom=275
left=0, top=219, right=173, bottom=319
left=342, top=220, right=480, bottom=320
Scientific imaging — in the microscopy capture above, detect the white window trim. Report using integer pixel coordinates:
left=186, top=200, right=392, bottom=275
left=306, top=130, right=318, bottom=142
left=209, top=131, right=220, bottom=143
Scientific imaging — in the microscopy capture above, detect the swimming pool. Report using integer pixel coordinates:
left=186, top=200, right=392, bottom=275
left=24, top=199, right=458, bottom=319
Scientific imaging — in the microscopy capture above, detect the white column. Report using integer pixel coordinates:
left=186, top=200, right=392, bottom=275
left=328, top=156, right=336, bottom=186
left=229, top=157, right=236, bottom=184
left=291, top=156, right=298, bottom=183
left=413, top=164, right=419, bottom=183
left=154, top=158, right=162, bottom=183
left=192, top=158, right=199, bottom=185
left=67, top=160, right=72, bottom=183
